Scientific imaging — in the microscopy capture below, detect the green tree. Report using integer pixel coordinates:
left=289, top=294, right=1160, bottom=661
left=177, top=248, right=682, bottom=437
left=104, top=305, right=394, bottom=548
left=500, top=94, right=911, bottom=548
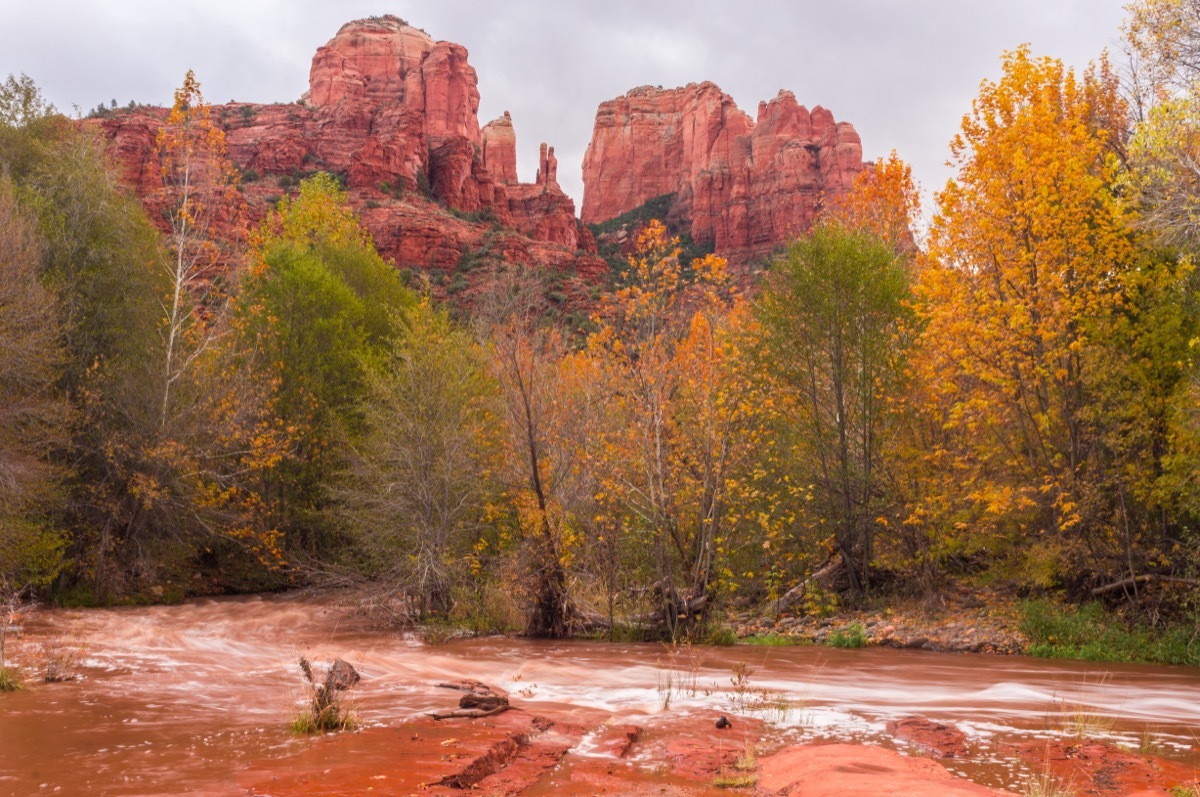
left=238, top=173, right=414, bottom=550
left=0, top=177, right=67, bottom=675
left=757, top=223, right=910, bottom=595
left=340, top=301, right=502, bottom=617
left=1, top=76, right=171, bottom=595
left=0, top=73, right=62, bottom=182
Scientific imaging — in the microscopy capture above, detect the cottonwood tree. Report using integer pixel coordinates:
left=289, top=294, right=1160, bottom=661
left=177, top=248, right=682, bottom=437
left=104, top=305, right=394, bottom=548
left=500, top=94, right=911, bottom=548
left=757, top=224, right=910, bottom=596
left=0, top=178, right=67, bottom=667
left=474, top=264, right=584, bottom=638
left=1118, top=1, right=1200, bottom=597
left=916, top=48, right=1149, bottom=586
left=341, top=301, right=502, bottom=617
left=155, top=70, right=244, bottom=428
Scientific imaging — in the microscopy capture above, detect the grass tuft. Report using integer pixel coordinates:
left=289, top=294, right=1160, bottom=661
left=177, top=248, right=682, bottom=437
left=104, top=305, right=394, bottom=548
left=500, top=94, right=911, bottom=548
left=1021, top=771, right=1075, bottom=797
left=712, top=772, right=758, bottom=788
left=743, top=633, right=804, bottom=646
left=1021, top=600, right=1199, bottom=666
left=828, top=622, right=867, bottom=648
left=0, top=666, right=23, bottom=692
left=291, top=657, right=359, bottom=734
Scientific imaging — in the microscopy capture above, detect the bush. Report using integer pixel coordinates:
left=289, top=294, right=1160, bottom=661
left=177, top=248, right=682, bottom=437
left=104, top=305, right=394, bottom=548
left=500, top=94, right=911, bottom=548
left=450, top=581, right=522, bottom=635
left=707, top=626, right=738, bottom=646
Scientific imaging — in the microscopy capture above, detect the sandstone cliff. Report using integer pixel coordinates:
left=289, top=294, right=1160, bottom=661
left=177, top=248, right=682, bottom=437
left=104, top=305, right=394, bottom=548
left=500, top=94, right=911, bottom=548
left=93, top=15, right=603, bottom=291
left=581, top=82, right=863, bottom=263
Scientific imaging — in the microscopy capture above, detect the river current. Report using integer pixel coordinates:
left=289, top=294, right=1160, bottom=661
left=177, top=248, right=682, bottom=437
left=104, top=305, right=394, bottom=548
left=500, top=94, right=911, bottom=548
left=2, top=591, right=1197, bottom=795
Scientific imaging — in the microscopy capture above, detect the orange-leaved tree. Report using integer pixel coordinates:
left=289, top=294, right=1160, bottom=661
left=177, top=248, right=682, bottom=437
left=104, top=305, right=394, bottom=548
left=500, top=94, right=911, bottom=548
left=915, top=47, right=1139, bottom=586
left=825, top=150, right=922, bottom=256
left=588, top=220, right=760, bottom=636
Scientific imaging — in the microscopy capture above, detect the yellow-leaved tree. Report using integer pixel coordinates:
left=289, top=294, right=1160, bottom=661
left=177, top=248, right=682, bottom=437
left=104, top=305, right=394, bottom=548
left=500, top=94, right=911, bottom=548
left=915, top=47, right=1140, bottom=586
left=587, top=221, right=765, bottom=636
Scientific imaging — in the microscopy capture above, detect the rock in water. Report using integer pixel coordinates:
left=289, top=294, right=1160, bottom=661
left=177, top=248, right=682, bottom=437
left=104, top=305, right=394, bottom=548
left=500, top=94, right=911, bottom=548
left=325, top=659, right=360, bottom=693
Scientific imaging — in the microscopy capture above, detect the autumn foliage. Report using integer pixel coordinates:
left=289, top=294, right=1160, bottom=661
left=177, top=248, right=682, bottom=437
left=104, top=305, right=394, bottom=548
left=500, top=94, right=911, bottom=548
left=1, top=11, right=1199, bottom=649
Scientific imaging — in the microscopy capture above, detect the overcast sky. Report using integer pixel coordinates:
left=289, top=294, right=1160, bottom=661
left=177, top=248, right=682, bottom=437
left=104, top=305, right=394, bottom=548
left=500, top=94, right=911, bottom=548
left=2, top=1, right=1131, bottom=212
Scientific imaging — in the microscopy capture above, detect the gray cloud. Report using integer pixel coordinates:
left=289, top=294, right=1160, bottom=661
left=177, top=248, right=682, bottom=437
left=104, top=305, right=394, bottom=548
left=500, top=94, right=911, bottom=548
left=1, top=0, right=1128, bottom=210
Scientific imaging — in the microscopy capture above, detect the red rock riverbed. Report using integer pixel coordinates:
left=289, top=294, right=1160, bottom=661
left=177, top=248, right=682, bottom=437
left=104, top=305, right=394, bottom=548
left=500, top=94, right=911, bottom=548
left=2, top=592, right=1198, bottom=796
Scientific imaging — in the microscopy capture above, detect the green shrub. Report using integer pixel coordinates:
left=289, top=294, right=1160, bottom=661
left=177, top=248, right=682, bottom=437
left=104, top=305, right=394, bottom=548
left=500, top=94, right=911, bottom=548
left=828, top=622, right=867, bottom=648
left=743, top=633, right=803, bottom=647
left=707, top=626, right=738, bottom=646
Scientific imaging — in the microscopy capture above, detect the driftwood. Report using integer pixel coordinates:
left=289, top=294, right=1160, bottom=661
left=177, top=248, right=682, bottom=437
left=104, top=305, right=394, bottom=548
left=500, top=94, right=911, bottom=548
left=427, top=705, right=511, bottom=720
left=429, top=680, right=511, bottom=720
left=300, top=657, right=360, bottom=713
left=774, top=557, right=844, bottom=612
left=625, top=594, right=710, bottom=626
left=1091, top=574, right=1200, bottom=596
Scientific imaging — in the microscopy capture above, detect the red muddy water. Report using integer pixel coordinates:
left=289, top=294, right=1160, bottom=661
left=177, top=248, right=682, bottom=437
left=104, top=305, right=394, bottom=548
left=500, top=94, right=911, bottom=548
left=2, top=592, right=1197, bottom=796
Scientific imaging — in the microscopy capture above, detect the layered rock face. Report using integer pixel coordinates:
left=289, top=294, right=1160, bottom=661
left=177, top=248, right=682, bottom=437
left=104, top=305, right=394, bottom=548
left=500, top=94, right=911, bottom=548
left=581, top=82, right=863, bottom=261
left=94, top=15, right=601, bottom=283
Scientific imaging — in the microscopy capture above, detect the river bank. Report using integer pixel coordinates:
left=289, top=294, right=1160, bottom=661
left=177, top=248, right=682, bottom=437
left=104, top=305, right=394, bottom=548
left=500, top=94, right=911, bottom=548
left=728, top=583, right=1028, bottom=655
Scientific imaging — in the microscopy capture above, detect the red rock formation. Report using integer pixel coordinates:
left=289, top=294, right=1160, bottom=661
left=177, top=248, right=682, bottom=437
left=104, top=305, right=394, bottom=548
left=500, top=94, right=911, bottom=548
left=91, top=15, right=601, bottom=290
left=581, top=82, right=864, bottom=263
left=307, top=17, right=449, bottom=113
left=481, top=112, right=518, bottom=185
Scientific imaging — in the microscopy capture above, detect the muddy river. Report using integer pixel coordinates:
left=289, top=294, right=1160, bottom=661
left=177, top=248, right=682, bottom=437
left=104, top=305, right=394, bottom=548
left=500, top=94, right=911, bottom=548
left=1, top=592, right=1197, bottom=796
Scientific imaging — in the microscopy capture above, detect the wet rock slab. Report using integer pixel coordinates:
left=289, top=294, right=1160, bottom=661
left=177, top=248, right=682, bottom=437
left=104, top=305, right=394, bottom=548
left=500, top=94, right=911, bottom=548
left=1013, top=739, right=1200, bottom=797
left=239, top=709, right=571, bottom=796
left=886, top=716, right=970, bottom=757
left=238, top=707, right=766, bottom=797
left=758, top=743, right=1013, bottom=796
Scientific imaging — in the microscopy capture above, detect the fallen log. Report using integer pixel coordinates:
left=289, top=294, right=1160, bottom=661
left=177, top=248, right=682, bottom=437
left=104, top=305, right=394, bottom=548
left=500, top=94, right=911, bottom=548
left=428, top=704, right=512, bottom=721
left=429, top=680, right=511, bottom=720
left=1091, top=574, right=1200, bottom=596
left=775, top=557, right=843, bottom=613
left=436, top=680, right=508, bottom=697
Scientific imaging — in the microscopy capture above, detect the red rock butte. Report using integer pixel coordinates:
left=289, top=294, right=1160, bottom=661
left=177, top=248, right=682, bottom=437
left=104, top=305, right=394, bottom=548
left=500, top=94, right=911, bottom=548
left=92, top=15, right=604, bottom=282
left=581, top=82, right=864, bottom=263
left=93, top=16, right=868, bottom=282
